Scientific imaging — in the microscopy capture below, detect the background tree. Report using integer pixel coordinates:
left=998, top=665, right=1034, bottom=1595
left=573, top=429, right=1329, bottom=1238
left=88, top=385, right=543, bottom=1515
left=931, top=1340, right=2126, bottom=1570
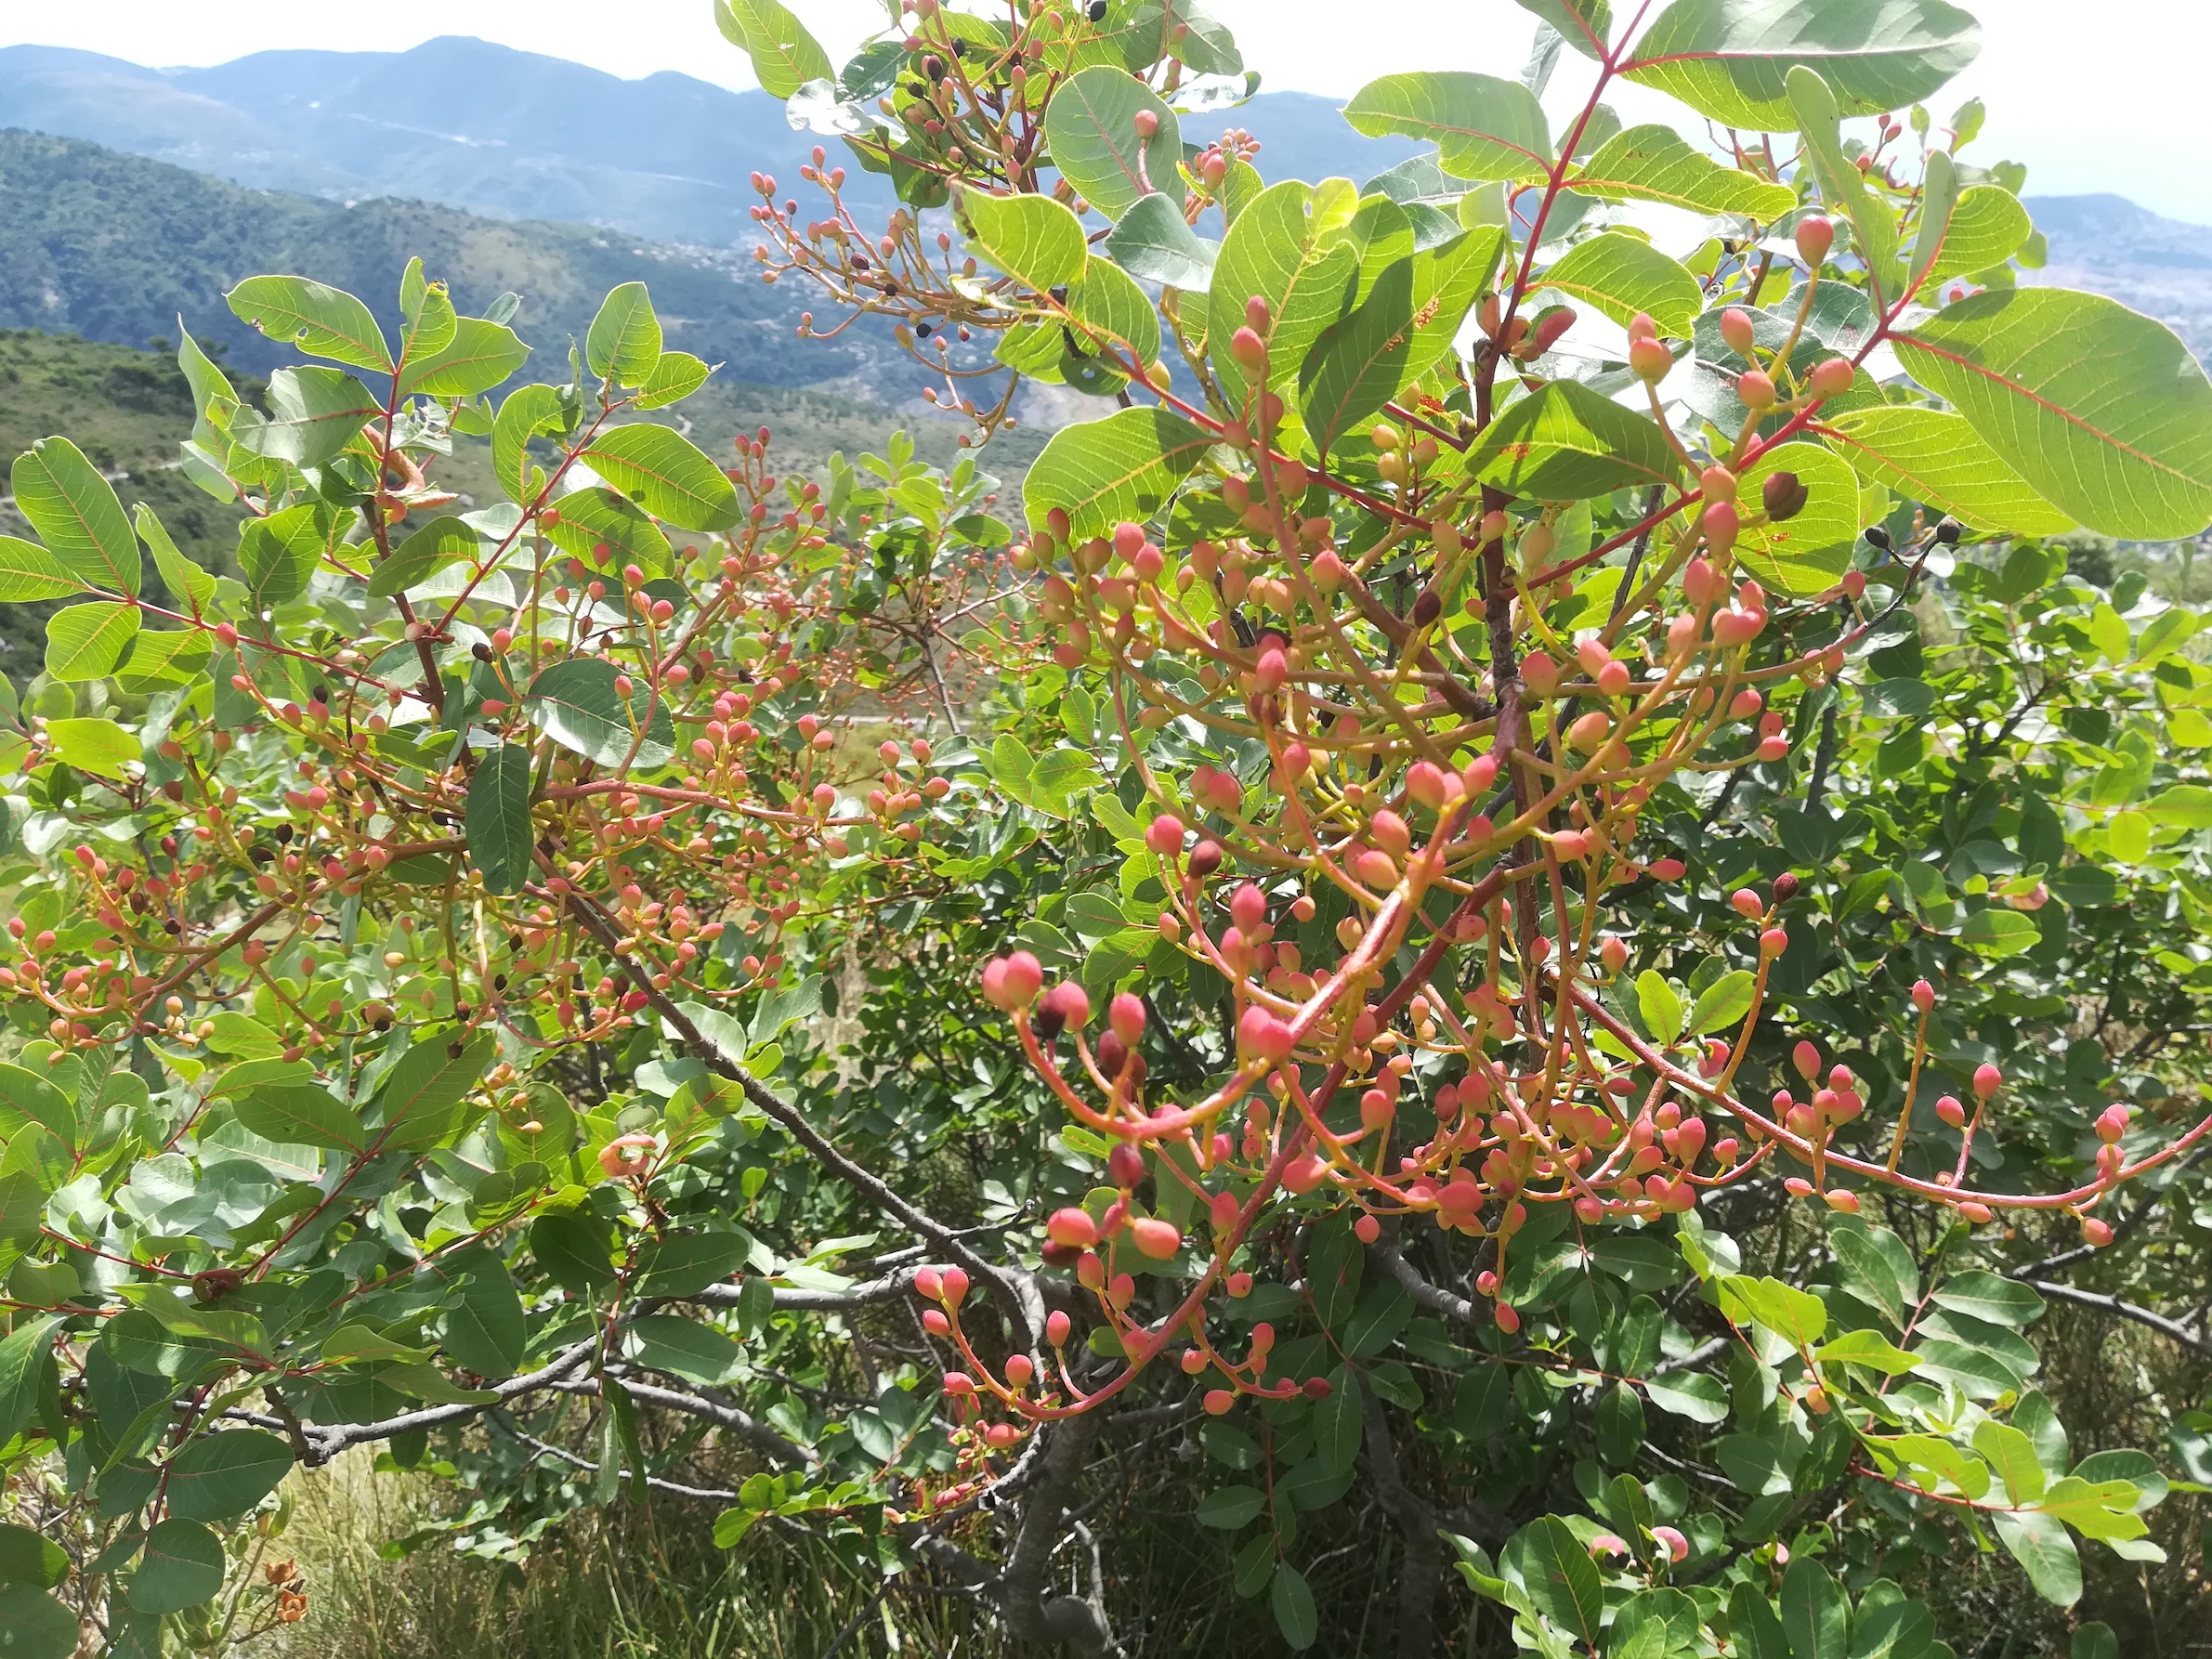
left=5, top=1, right=2212, bottom=1654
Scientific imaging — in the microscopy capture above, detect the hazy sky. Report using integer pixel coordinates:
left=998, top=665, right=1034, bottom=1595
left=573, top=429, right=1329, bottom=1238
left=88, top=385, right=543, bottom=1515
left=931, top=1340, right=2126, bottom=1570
left=7, top=0, right=2207, bottom=221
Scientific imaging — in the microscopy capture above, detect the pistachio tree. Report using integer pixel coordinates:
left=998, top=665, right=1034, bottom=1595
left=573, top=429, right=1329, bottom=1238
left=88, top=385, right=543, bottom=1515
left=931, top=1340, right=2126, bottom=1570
left=5, top=0, right=2212, bottom=1652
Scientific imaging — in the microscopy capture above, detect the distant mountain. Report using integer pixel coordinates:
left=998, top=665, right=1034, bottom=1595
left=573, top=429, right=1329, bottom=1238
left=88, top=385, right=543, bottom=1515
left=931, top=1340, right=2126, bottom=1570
left=2022, top=194, right=2212, bottom=364
left=0, top=37, right=1419, bottom=246
left=0, top=128, right=853, bottom=385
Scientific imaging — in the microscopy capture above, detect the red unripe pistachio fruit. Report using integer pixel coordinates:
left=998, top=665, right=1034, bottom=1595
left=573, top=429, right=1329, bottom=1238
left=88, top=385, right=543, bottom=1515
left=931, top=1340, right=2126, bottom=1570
left=1231, top=882, right=1267, bottom=931
left=1046, top=1310, right=1072, bottom=1346
left=1795, top=214, right=1836, bottom=266
left=1406, top=760, right=1448, bottom=811
left=1972, top=1062, right=2003, bottom=1100
left=915, top=1266, right=943, bottom=1300
left=1720, top=307, right=1757, bottom=357
left=1229, top=326, right=1267, bottom=370
left=1700, top=464, right=1738, bottom=502
left=940, top=1266, right=970, bottom=1307
left=1113, top=520, right=1145, bottom=559
left=1600, top=934, right=1630, bottom=973
left=1730, top=887, right=1764, bottom=919
left=1107, top=1143, right=1145, bottom=1190
left=1957, top=1200, right=1994, bottom=1223
left=1005, top=1354, right=1035, bottom=1387
left=943, top=1371, right=974, bottom=1395
left=2081, top=1215, right=2115, bottom=1247
left=1703, top=499, right=1741, bottom=551
left=1494, top=1302, right=1520, bottom=1333
left=1045, top=981, right=1092, bottom=1029
left=1931, top=1093, right=1968, bottom=1128
left=1773, top=872, right=1800, bottom=903
left=1792, top=1040, right=1822, bottom=1081
left=1627, top=311, right=1658, bottom=344
left=1145, top=814, right=1185, bottom=856
left=1132, top=108, right=1159, bottom=138
left=1048, top=1207, right=1100, bottom=1248
left=1204, top=1389, right=1235, bottom=1416
left=1629, top=336, right=1673, bottom=383
left=2096, top=1103, right=2131, bottom=1143
left=1737, top=368, right=1777, bottom=409
left=1807, top=357, right=1854, bottom=399
left=923, top=1308, right=951, bottom=1335
left=1354, top=1213, right=1381, bottom=1244
left=1109, top=992, right=1146, bottom=1045
left=1188, top=840, right=1224, bottom=877
left=1130, top=1217, right=1183, bottom=1260
left=1912, top=978, right=1936, bottom=1012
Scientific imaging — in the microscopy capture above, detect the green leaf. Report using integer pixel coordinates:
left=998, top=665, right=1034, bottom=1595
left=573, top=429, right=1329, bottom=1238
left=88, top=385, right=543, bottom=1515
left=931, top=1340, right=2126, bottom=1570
left=1823, top=406, right=2073, bottom=536
left=1973, top=1421, right=2048, bottom=1506
left=1787, top=66, right=1900, bottom=298
left=1300, top=227, right=1503, bottom=457
left=435, top=1254, right=527, bottom=1378
left=714, top=0, right=832, bottom=97
left=1341, top=1279, right=1412, bottom=1357
left=164, top=1430, right=293, bottom=1522
left=1539, top=232, right=1702, bottom=335
left=1104, top=191, right=1219, bottom=290
left=1687, top=969, right=1755, bottom=1034
left=1505, top=1516, right=1603, bottom=1645
left=0, top=537, right=89, bottom=603
left=635, top=1231, right=753, bottom=1298
left=1517, top=0, right=1612, bottom=57
left=1342, top=72, right=1551, bottom=182
left=1209, top=177, right=1363, bottom=407
left=399, top=260, right=456, bottom=363
left=1728, top=1582, right=1790, bottom=1659
left=959, top=186, right=1090, bottom=294
left=135, top=505, right=216, bottom=615
left=241, top=367, right=382, bottom=468
left=45, top=717, right=139, bottom=780
left=1718, top=1274, right=1827, bottom=1347
left=1622, top=0, right=1982, bottom=132
left=0, top=1065, right=74, bottom=1151
left=1733, top=442, right=1860, bottom=597
left=367, top=514, right=478, bottom=599
left=1195, top=1484, right=1265, bottom=1528
left=1042, top=65, right=1179, bottom=224
left=1959, top=908, right=2038, bottom=957
left=1643, top=1368, right=1729, bottom=1422
left=399, top=318, right=530, bottom=398
left=1930, top=1272, right=2043, bottom=1327
left=542, top=487, right=674, bottom=578
left=1065, top=258, right=1162, bottom=377
left=227, top=276, right=394, bottom=374
left=1597, top=1381, right=1645, bottom=1467
left=1570, top=124, right=1794, bottom=219
left=1268, top=1561, right=1318, bottom=1650
left=466, top=743, right=536, bottom=896
left=12, top=437, right=140, bottom=595
left=1893, top=288, right=2212, bottom=540
left=0, top=1585, right=77, bottom=1659
left=579, top=423, right=741, bottom=531
left=1469, top=379, right=1682, bottom=500
left=1314, top=1365, right=1361, bottom=1476
left=1635, top=969, right=1684, bottom=1043
left=1922, top=185, right=2033, bottom=287
left=525, top=657, right=678, bottom=770
left=238, top=503, right=333, bottom=612
left=493, top=384, right=568, bottom=503
left=0, top=1317, right=60, bottom=1447
left=636, top=351, right=711, bottom=411
left=0, top=1523, right=69, bottom=1589
left=233, top=1081, right=363, bottom=1153
left=44, top=601, right=141, bottom=682
left=1993, top=1507, right=2081, bottom=1605
left=1908, top=145, right=1959, bottom=292
left=585, top=282, right=663, bottom=387
left=373, top=1031, right=495, bottom=1152
left=1023, top=405, right=1212, bottom=541
left=531, top=1212, right=617, bottom=1291
left=627, top=1314, right=744, bottom=1384
left=127, top=1518, right=225, bottom=1615
left=2146, top=784, right=2212, bottom=829
left=1777, top=1557, right=1849, bottom=1659
left=1813, top=1329, right=1918, bottom=1374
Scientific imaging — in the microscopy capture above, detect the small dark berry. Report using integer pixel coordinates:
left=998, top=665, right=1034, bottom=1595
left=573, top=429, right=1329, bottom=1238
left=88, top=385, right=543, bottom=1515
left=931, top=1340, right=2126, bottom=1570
left=1935, top=517, right=1963, bottom=544
left=1863, top=524, right=1892, bottom=551
left=1774, top=872, right=1800, bottom=903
